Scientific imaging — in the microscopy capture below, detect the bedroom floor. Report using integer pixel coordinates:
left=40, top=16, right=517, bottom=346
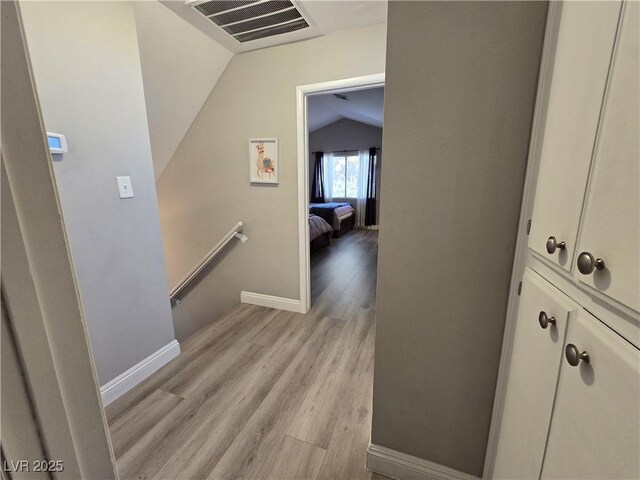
left=310, top=229, right=378, bottom=315
left=105, top=229, right=382, bottom=480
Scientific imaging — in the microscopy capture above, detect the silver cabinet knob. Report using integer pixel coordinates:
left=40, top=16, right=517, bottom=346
left=577, top=251, right=605, bottom=275
left=565, top=343, right=590, bottom=366
left=546, top=236, right=566, bottom=254
left=538, top=311, right=556, bottom=329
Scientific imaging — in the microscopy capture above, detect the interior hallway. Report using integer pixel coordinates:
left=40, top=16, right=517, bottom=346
left=106, top=229, right=381, bottom=479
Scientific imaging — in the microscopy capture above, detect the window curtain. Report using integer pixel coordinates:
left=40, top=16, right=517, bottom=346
left=356, top=148, right=377, bottom=227
left=311, top=151, right=325, bottom=203
left=323, top=152, right=334, bottom=202
left=364, top=147, right=377, bottom=226
left=356, top=150, right=369, bottom=227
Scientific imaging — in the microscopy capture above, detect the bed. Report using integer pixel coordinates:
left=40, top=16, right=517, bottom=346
left=309, top=214, right=333, bottom=252
left=309, top=202, right=355, bottom=237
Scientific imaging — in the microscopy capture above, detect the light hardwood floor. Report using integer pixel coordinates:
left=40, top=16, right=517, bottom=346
left=106, top=229, right=385, bottom=480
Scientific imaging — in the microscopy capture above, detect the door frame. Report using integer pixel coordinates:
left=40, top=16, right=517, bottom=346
left=482, top=3, right=563, bottom=478
left=1, top=1, right=117, bottom=477
left=296, top=73, right=385, bottom=313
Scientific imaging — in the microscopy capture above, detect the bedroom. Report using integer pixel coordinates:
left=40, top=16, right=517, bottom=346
left=306, top=87, right=383, bottom=312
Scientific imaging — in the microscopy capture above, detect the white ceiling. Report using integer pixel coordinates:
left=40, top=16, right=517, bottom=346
left=308, top=87, right=384, bottom=132
left=160, top=0, right=387, bottom=53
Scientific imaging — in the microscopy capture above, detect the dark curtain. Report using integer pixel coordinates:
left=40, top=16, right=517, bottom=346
left=364, top=147, right=377, bottom=226
left=311, top=151, right=325, bottom=203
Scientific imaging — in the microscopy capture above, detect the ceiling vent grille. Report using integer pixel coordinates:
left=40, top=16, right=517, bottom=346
left=193, top=1, right=259, bottom=17
left=187, top=0, right=310, bottom=43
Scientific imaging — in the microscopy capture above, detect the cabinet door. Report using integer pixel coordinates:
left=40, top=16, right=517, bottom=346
left=541, top=310, right=640, bottom=479
left=493, top=269, right=577, bottom=479
left=574, top=1, right=640, bottom=314
left=528, top=1, right=621, bottom=271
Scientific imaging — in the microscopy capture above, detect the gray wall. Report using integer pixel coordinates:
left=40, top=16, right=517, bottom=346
left=156, top=23, right=387, bottom=341
left=21, top=1, right=176, bottom=386
left=372, top=1, right=547, bottom=476
left=309, top=118, right=383, bottom=220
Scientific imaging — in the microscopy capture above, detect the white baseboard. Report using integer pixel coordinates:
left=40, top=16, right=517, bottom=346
left=100, top=340, right=180, bottom=407
left=240, top=291, right=303, bottom=313
left=366, top=444, right=478, bottom=480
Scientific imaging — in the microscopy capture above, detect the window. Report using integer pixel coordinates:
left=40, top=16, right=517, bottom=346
left=332, top=154, right=359, bottom=198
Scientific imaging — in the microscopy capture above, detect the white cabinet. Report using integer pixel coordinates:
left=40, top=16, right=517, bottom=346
left=492, top=2, right=640, bottom=479
left=528, top=1, right=622, bottom=271
left=574, top=1, right=640, bottom=313
left=493, top=269, right=577, bottom=480
left=541, top=310, right=640, bottom=480
left=529, top=0, right=639, bottom=314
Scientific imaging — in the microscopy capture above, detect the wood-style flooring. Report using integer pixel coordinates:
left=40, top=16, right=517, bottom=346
left=106, top=229, right=383, bottom=480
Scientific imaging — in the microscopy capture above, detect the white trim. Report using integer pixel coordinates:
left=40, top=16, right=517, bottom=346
left=367, top=444, right=478, bottom=480
left=100, top=340, right=180, bottom=406
left=240, top=291, right=303, bottom=313
left=296, top=73, right=385, bottom=314
left=482, top=4, right=564, bottom=479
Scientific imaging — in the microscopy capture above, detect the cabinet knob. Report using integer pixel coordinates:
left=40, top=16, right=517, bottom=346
left=538, top=311, right=556, bottom=329
left=565, top=343, right=590, bottom=366
left=546, top=236, right=566, bottom=254
left=576, top=251, right=606, bottom=275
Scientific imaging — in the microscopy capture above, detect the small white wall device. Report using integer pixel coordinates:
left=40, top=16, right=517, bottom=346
left=116, top=176, right=135, bottom=199
left=47, top=132, right=68, bottom=154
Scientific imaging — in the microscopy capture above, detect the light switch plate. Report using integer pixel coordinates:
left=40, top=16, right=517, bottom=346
left=116, top=176, right=134, bottom=198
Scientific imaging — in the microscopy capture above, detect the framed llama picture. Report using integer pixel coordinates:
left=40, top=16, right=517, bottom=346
left=249, top=138, right=278, bottom=184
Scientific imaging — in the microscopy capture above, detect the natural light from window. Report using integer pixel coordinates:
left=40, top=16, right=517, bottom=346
left=332, top=155, right=359, bottom=198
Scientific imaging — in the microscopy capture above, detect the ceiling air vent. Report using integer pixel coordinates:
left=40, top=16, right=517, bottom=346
left=187, top=0, right=310, bottom=43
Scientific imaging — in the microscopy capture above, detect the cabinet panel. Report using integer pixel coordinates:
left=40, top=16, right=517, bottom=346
left=541, top=310, right=640, bottom=479
left=528, top=1, right=621, bottom=271
left=493, top=269, right=577, bottom=479
left=574, top=1, right=640, bottom=313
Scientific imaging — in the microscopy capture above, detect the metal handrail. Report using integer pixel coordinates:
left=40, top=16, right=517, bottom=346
left=169, top=221, right=247, bottom=303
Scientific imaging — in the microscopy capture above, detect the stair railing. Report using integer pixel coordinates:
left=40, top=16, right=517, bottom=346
left=169, top=221, right=247, bottom=304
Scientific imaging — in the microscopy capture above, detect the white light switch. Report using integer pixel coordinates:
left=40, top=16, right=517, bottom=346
left=116, top=176, right=134, bottom=198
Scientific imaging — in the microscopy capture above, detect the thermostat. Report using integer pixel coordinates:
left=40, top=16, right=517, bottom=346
left=47, top=132, right=68, bottom=154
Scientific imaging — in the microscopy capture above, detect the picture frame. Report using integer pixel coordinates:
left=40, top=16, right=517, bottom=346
left=249, top=138, right=278, bottom=184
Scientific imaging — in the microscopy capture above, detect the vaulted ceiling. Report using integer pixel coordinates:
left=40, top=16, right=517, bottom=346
left=308, top=87, right=384, bottom=132
left=135, top=2, right=233, bottom=179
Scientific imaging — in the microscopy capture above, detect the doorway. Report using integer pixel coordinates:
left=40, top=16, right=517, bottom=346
left=296, top=74, right=385, bottom=312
